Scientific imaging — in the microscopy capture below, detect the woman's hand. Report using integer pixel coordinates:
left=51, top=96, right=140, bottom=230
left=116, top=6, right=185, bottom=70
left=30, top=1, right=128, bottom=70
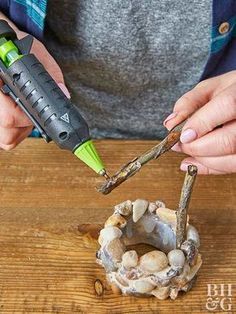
left=163, top=71, right=236, bottom=174
left=0, top=14, right=70, bottom=151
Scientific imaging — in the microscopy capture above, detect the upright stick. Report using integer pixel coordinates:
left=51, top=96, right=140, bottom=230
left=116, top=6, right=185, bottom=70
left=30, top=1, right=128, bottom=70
left=176, top=165, right=198, bottom=248
left=98, top=120, right=186, bottom=195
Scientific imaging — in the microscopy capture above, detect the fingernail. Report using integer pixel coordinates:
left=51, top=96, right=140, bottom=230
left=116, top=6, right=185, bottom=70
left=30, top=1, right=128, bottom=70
left=180, top=162, right=189, bottom=171
left=163, top=112, right=177, bottom=126
left=171, top=143, right=182, bottom=152
left=180, top=129, right=197, bottom=144
left=58, top=82, right=71, bottom=99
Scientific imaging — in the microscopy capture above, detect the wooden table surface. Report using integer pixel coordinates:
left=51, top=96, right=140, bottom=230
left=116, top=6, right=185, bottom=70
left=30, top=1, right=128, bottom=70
left=0, top=138, right=235, bottom=313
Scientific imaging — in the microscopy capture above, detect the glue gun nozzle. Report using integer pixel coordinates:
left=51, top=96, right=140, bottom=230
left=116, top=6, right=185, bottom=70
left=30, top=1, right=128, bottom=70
left=99, top=169, right=110, bottom=180
left=104, top=172, right=110, bottom=180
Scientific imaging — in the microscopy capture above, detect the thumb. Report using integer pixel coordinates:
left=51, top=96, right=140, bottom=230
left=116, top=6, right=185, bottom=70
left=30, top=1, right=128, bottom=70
left=31, top=38, right=64, bottom=82
left=58, top=82, right=71, bottom=99
left=31, top=38, right=71, bottom=99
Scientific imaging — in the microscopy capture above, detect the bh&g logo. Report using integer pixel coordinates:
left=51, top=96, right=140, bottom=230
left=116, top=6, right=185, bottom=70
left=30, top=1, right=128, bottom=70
left=206, top=284, right=233, bottom=311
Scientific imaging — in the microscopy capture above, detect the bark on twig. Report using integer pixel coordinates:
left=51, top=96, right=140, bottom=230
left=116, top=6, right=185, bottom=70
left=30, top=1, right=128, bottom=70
left=176, top=165, right=198, bottom=248
left=97, top=120, right=186, bottom=195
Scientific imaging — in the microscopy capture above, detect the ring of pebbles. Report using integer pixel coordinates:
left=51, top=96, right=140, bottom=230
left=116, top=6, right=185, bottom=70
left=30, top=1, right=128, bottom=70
left=96, top=199, right=202, bottom=300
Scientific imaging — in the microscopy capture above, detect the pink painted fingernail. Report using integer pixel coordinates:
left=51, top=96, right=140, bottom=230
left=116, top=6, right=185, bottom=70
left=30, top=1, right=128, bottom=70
left=180, top=129, right=197, bottom=144
left=171, top=143, right=182, bottom=152
left=58, top=82, right=71, bottom=99
left=163, top=112, right=177, bottom=126
left=180, top=162, right=189, bottom=171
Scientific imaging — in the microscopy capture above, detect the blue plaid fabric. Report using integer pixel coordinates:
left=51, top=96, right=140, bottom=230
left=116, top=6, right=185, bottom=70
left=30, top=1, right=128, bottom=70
left=0, top=0, right=47, bottom=39
left=200, top=0, right=236, bottom=79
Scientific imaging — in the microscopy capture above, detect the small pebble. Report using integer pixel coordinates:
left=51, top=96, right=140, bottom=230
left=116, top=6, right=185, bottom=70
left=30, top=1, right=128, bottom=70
left=155, top=200, right=166, bottom=208
left=151, top=286, right=170, bottom=300
left=98, top=226, right=122, bottom=246
left=133, top=199, right=149, bottom=222
left=170, top=287, right=179, bottom=300
left=115, top=273, right=129, bottom=287
left=106, top=238, right=125, bottom=262
left=140, top=215, right=156, bottom=233
left=181, top=240, right=198, bottom=266
left=187, top=225, right=200, bottom=248
left=139, top=250, right=168, bottom=273
left=105, top=213, right=127, bottom=228
left=168, top=249, right=185, bottom=268
left=186, top=255, right=202, bottom=281
left=156, top=207, right=177, bottom=226
left=178, top=262, right=190, bottom=279
left=131, top=280, right=155, bottom=293
left=172, top=262, right=190, bottom=286
left=114, top=200, right=132, bottom=216
left=148, top=202, right=157, bottom=213
left=122, top=250, right=138, bottom=269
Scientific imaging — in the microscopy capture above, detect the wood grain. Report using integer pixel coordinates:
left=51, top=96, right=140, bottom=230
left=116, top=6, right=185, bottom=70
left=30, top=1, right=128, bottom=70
left=0, top=138, right=235, bottom=313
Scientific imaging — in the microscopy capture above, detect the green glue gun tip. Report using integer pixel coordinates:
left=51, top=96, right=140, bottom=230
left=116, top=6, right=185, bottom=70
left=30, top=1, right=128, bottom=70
left=74, top=140, right=106, bottom=175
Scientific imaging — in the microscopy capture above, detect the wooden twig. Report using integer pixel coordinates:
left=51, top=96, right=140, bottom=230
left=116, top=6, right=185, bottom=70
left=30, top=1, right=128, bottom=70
left=97, top=120, right=186, bottom=195
left=176, top=165, right=198, bottom=248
